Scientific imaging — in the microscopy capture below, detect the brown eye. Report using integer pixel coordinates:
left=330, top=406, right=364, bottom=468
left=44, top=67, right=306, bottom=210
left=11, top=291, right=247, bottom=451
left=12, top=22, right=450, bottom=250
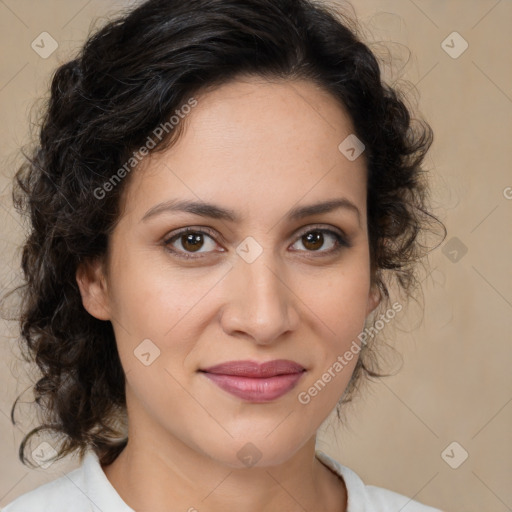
left=180, top=232, right=205, bottom=252
left=290, top=227, right=350, bottom=255
left=164, top=228, right=221, bottom=259
left=302, top=231, right=324, bottom=251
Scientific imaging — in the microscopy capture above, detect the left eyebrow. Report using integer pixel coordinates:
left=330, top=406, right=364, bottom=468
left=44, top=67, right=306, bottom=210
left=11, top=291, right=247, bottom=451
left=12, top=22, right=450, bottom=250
left=286, top=198, right=361, bottom=225
left=141, top=198, right=361, bottom=225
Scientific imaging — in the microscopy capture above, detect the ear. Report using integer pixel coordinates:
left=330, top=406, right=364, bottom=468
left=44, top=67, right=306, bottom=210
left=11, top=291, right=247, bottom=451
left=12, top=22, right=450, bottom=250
left=366, top=282, right=381, bottom=316
left=76, top=256, right=111, bottom=321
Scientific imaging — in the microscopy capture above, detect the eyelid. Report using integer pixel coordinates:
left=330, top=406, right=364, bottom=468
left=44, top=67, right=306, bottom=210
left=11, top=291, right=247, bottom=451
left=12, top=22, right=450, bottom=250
left=163, top=226, right=223, bottom=244
left=293, top=223, right=347, bottom=240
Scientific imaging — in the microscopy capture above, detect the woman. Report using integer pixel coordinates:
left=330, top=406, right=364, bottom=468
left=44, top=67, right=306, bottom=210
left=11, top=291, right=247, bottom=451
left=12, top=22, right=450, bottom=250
left=3, top=0, right=445, bottom=510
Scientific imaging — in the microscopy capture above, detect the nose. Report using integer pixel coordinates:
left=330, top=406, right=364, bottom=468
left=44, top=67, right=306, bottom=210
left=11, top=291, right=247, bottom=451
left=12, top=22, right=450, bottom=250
left=220, top=253, right=300, bottom=346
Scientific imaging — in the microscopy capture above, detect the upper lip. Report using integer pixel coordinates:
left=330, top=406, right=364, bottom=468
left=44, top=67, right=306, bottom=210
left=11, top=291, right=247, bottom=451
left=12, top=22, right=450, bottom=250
left=200, top=359, right=306, bottom=378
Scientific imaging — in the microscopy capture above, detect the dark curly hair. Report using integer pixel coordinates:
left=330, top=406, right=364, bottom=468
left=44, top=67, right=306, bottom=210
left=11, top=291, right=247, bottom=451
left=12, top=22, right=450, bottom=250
left=4, top=0, right=444, bottom=468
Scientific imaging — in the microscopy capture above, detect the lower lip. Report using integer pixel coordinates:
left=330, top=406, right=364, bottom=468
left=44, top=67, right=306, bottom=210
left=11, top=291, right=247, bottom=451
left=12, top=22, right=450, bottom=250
left=202, top=372, right=305, bottom=402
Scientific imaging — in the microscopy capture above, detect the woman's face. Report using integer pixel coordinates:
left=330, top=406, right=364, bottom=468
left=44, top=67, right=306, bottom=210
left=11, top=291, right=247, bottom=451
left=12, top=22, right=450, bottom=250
left=78, top=76, right=379, bottom=468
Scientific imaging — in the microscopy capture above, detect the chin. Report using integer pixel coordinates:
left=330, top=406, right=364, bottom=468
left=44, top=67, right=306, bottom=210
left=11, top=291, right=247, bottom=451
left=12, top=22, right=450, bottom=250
left=192, top=429, right=311, bottom=470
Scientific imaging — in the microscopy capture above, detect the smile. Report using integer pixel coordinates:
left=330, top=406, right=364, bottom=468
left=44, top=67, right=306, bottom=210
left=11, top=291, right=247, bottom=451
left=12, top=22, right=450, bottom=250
left=201, top=372, right=306, bottom=402
left=199, top=359, right=306, bottom=402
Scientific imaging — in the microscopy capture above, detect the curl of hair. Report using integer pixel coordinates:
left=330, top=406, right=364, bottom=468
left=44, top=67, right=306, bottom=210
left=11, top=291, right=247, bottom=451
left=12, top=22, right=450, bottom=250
left=5, top=0, right=445, bottom=466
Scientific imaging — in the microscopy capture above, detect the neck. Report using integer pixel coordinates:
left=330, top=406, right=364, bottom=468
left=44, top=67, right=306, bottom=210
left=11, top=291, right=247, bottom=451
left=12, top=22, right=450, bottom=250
left=102, top=425, right=346, bottom=512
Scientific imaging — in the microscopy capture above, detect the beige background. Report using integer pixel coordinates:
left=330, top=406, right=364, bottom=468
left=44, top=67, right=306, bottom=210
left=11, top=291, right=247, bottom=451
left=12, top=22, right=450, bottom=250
left=1, top=1, right=511, bottom=511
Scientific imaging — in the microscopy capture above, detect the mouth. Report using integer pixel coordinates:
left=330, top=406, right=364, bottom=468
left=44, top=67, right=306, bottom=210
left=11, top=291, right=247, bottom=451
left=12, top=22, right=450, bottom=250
left=198, top=359, right=306, bottom=402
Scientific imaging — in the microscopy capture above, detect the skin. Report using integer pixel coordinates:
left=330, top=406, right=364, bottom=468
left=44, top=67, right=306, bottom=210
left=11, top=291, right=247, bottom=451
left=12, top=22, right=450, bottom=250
left=77, top=76, right=380, bottom=512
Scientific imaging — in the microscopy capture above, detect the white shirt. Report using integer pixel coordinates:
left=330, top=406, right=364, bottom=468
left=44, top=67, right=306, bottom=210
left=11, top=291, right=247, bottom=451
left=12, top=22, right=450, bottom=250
left=2, top=449, right=443, bottom=511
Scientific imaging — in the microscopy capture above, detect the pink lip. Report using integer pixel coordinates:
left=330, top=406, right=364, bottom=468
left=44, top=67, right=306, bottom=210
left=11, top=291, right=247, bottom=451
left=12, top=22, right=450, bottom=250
left=200, top=359, right=306, bottom=402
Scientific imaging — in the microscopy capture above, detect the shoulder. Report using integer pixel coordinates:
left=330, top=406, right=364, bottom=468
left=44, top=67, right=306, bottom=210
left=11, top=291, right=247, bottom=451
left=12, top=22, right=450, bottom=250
left=315, top=450, right=444, bottom=512
left=2, top=452, right=133, bottom=512
left=364, top=484, right=443, bottom=511
left=2, top=465, right=90, bottom=512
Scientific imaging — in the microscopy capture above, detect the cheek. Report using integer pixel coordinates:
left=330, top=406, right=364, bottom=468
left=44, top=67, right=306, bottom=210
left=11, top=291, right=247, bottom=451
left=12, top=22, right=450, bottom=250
left=106, top=243, right=204, bottom=335
left=106, top=253, right=230, bottom=394
left=298, top=260, right=371, bottom=397
left=294, top=271, right=369, bottom=413
left=301, top=257, right=371, bottom=331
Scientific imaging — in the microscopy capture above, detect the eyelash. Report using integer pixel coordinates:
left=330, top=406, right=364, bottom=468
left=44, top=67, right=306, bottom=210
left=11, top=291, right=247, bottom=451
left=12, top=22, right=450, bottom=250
left=163, top=225, right=350, bottom=260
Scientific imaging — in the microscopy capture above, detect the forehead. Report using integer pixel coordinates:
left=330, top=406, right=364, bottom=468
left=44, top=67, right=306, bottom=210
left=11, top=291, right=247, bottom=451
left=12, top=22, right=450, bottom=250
left=178, top=76, right=358, bottom=159
left=121, top=77, right=367, bottom=222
